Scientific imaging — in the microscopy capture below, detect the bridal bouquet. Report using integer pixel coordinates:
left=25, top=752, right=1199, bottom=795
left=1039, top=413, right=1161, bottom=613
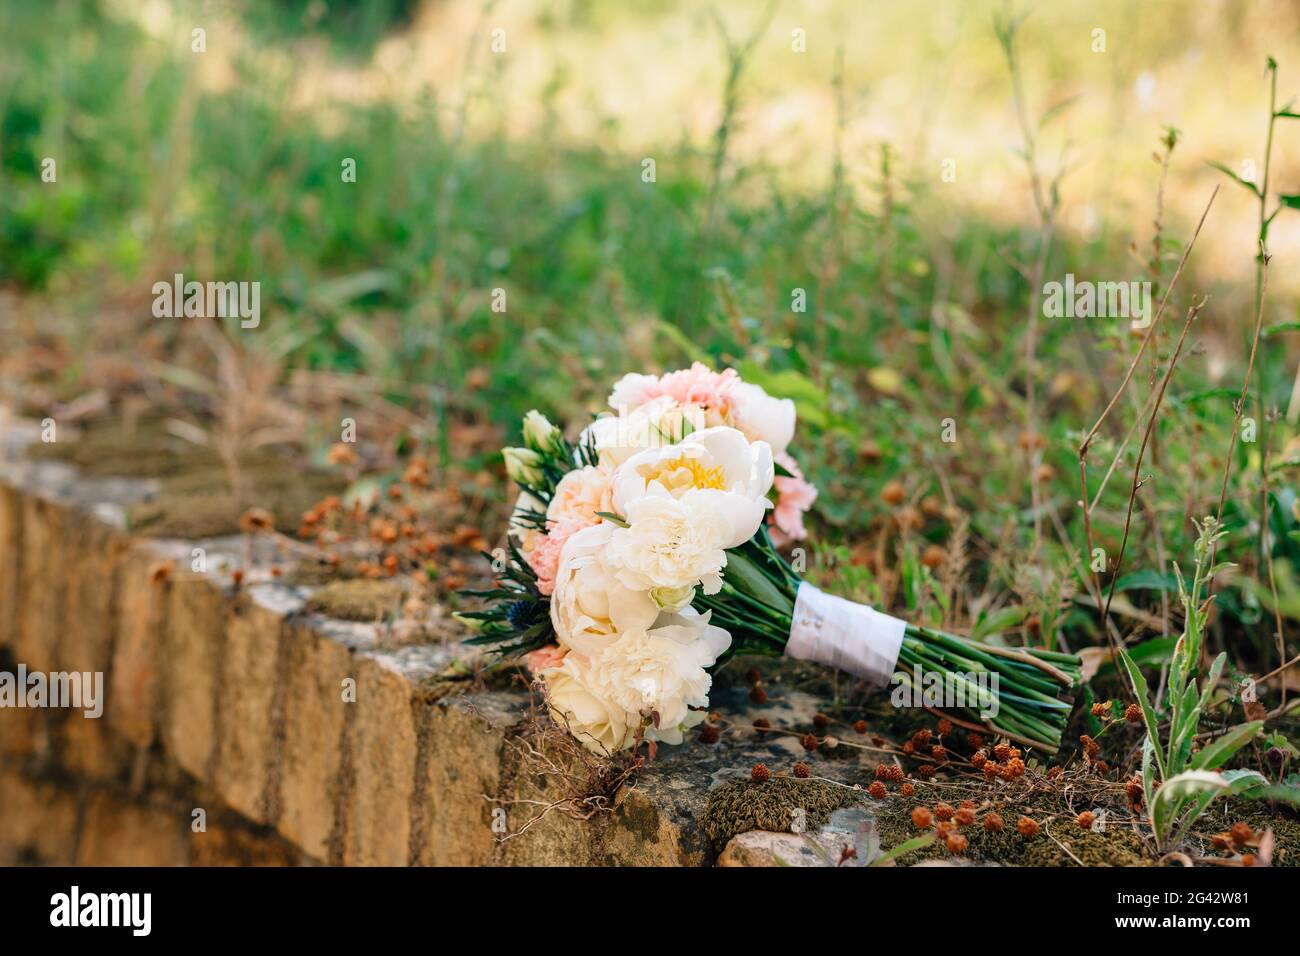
left=460, top=364, right=1080, bottom=755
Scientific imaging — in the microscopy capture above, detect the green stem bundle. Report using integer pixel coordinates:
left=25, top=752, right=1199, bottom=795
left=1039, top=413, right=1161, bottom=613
left=696, top=527, right=1081, bottom=752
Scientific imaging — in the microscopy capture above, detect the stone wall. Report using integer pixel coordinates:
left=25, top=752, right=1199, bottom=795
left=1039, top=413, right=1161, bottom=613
left=0, top=436, right=761, bottom=866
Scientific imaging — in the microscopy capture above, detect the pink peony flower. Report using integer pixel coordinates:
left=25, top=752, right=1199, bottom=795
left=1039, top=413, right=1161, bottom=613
left=769, top=452, right=818, bottom=547
left=620, top=363, right=741, bottom=417
left=524, top=518, right=587, bottom=596
left=523, top=643, right=567, bottom=674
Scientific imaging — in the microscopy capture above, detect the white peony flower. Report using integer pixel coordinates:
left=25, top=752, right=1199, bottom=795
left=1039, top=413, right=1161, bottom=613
left=541, top=652, right=636, bottom=754
left=607, top=372, right=660, bottom=411
left=594, top=610, right=731, bottom=745
left=545, top=464, right=614, bottom=528
left=549, top=522, right=658, bottom=655
left=579, top=396, right=705, bottom=468
left=610, top=426, right=774, bottom=550
left=604, top=492, right=730, bottom=596
left=729, top=381, right=796, bottom=457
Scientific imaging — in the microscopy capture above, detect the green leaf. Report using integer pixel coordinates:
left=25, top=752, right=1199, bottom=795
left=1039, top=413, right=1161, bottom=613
left=1153, top=770, right=1230, bottom=846
left=1247, top=783, right=1300, bottom=805
left=1206, top=160, right=1262, bottom=197
left=972, top=604, right=1027, bottom=640
left=869, top=833, right=936, bottom=866
left=1190, top=720, right=1263, bottom=771
left=1168, top=681, right=1200, bottom=776
left=723, top=550, right=795, bottom=618
left=736, top=363, right=834, bottom=431
left=1112, top=569, right=1179, bottom=592
left=1263, top=321, right=1300, bottom=338
left=1280, top=194, right=1300, bottom=209
left=1117, top=647, right=1166, bottom=779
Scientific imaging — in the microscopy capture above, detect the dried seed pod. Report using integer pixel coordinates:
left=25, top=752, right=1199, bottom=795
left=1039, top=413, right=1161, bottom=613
left=868, top=781, right=887, bottom=799
left=1077, top=811, right=1096, bottom=829
left=945, top=833, right=969, bottom=854
left=911, top=806, right=933, bottom=829
left=881, top=480, right=907, bottom=506
left=934, top=802, right=955, bottom=822
left=751, top=763, right=771, bottom=783
left=900, top=782, right=914, bottom=796
left=983, top=812, right=1004, bottom=832
left=801, top=734, right=819, bottom=752
left=921, top=545, right=947, bottom=569
left=1017, top=816, right=1040, bottom=837
left=1230, top=822, right=1254, bottom=847
left=792, top=762, right=811, bottom=779
left=954, top=807, right=976, bottom=827
left=698, top=724, right=721, bottom=744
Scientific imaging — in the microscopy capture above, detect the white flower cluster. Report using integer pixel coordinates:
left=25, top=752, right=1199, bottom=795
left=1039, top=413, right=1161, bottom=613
left=511, top=365, right=815, bottom=754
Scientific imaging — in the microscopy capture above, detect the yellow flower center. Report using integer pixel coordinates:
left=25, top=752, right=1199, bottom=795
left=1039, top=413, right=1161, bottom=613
left=645, top=457, right=727, bottom=492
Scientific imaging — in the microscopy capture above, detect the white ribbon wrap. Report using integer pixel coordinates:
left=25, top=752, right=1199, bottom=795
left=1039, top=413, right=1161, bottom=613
left=784, top=582, right=906, bottom=687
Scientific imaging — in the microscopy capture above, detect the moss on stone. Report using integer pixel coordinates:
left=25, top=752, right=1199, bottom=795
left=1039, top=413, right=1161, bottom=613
left=700, top=778, right=860, bottom=851
left=305, top=579, right=404, bottom=622
left=875, top=781, right=1151, bottom=866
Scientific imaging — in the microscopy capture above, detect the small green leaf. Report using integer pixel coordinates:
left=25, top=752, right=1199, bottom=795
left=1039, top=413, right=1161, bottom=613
left=1117, top=647, right=1167, bottom=779
left=869, top=833, right=936, bottom=866
left=1190, top=720, right=1263, bottom=771
left=1264, top=321, right=1300, bottom=338
left=1206, top=160, right=1262, bottom=197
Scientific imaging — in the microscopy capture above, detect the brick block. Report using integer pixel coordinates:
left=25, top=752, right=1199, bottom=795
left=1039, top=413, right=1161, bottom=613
left=107, top=545, right=169, bottom=747
left=345, top=655, right=419, bottom=866
left=212, top=595, right=283, bottom=823
left=276, top=621, right=357, bottom=862
left=0, top=484, right=20, bottom=649
left=414, top=696, right=509, bottom=865
left=14, top=495, right=65, bottom=672
left=58, top=511, right=126, bottom=677
left=160, top=575, right=226, bottom=782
